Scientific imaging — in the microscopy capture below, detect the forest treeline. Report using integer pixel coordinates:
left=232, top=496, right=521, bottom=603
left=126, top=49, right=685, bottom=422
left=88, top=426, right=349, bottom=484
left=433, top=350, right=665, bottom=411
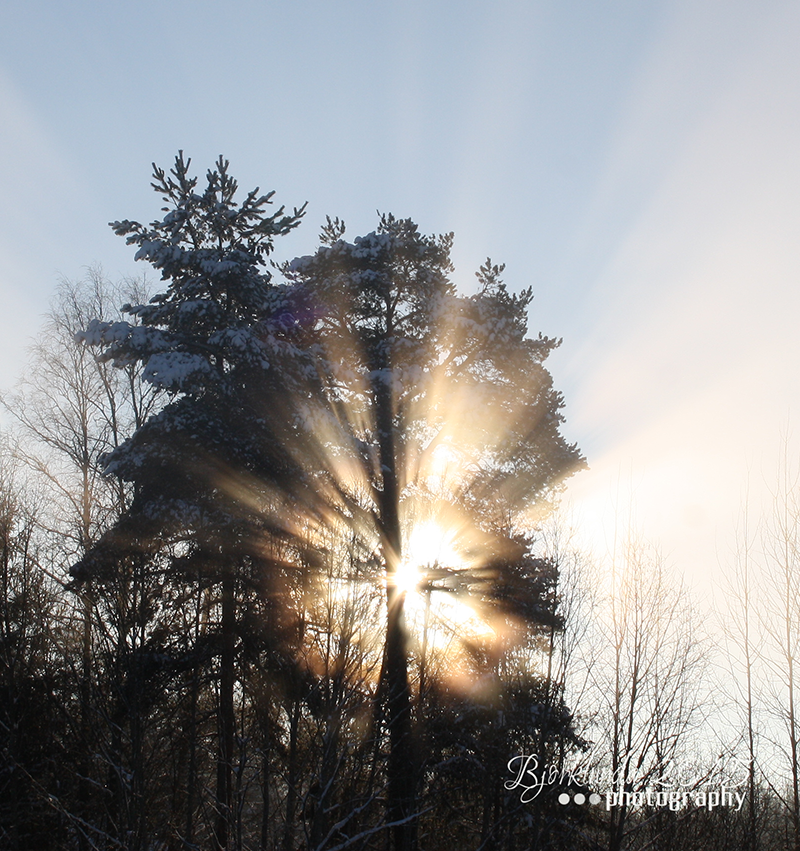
left=1, top=155, right=799, bottom=851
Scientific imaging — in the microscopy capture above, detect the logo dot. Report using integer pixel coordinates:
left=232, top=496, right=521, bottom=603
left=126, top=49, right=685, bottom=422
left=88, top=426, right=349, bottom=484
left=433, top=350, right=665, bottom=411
left=589, top=793, right=602, bottom=805
left=558, top=793, right=570, bottom=805
left=574, top=793, right=586, bottom=805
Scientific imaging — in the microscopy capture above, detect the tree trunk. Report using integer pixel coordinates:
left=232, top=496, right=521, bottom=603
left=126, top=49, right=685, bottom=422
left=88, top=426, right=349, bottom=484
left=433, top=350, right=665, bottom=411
left=283, top=694, right=300, bottom=851
left=215, top=575, right=236, bottom=851
left=375, top=374, right=416, bottom=851
left=78, top=589, right=94, bottom=851
left=260, top=719, right=271, bottom=851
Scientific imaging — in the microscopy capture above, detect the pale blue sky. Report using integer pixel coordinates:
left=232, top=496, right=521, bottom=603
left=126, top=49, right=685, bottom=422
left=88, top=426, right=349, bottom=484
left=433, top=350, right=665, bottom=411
left=0, top=0, right=663, bottom=363
left=2, top=0, right=799, bottom=585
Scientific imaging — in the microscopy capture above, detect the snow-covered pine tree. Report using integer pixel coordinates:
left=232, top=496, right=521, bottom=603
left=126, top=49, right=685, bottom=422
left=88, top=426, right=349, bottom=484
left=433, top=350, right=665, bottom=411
left=78, top=152, right=308, bottom=517
left=74, top=153, right=307, bottom=850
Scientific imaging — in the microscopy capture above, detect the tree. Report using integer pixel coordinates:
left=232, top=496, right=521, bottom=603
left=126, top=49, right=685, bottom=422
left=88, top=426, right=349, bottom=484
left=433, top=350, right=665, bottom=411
left=759, top=441, right=800, bottom=851
left=75, top=152, right=307, bottom=850
left=582, top=538, right=708, bottom=851
left=4, top=268, right=158, bottom=559
left=284, top=215, right=585, bottom=849
left=720, top=494, right=765, bottom=851
left=0, top=452, right=65, bottom=851
left=2, top=269, right=164, bottom=849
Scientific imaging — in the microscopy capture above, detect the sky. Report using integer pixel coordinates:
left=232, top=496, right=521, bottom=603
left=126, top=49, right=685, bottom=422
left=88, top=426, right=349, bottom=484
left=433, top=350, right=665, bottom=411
left=1, top=0, right=799, bottom=599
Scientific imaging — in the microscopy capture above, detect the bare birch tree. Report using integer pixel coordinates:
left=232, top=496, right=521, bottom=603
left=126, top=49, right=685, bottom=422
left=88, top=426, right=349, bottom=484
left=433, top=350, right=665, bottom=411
left=582, top=538, right=708, bottom=851
left=760, top=442, right=800, bottom=851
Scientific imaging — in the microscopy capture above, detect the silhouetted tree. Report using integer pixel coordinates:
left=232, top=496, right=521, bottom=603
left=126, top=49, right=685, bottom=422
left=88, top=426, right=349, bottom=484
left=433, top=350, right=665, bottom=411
left=0, top=455, right=66, bottom=850
left=285, top=216, right=585, bottom=849
left=2, top=270, right=166, bottom=848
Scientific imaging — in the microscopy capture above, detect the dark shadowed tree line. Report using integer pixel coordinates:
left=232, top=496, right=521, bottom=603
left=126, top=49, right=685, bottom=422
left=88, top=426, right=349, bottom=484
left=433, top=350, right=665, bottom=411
left=0, top=155, right=798, bottom=851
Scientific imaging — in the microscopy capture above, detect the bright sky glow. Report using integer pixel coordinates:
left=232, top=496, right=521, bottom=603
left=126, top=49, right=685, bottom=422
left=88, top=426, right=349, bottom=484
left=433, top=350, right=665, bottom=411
left=2, top=0, right=799, bottom=601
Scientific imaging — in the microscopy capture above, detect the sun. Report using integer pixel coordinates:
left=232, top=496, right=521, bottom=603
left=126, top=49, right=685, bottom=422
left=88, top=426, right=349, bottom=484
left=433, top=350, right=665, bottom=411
left=394, top=520, right=462, bottom=596
left=395, top=520, right=497, bottom=651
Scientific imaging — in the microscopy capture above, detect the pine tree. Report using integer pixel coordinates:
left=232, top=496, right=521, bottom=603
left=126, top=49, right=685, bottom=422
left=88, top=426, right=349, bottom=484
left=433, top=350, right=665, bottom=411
left=75, top=153, right=307, bottom=850
left=284, top=214, right=585, bottom=850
